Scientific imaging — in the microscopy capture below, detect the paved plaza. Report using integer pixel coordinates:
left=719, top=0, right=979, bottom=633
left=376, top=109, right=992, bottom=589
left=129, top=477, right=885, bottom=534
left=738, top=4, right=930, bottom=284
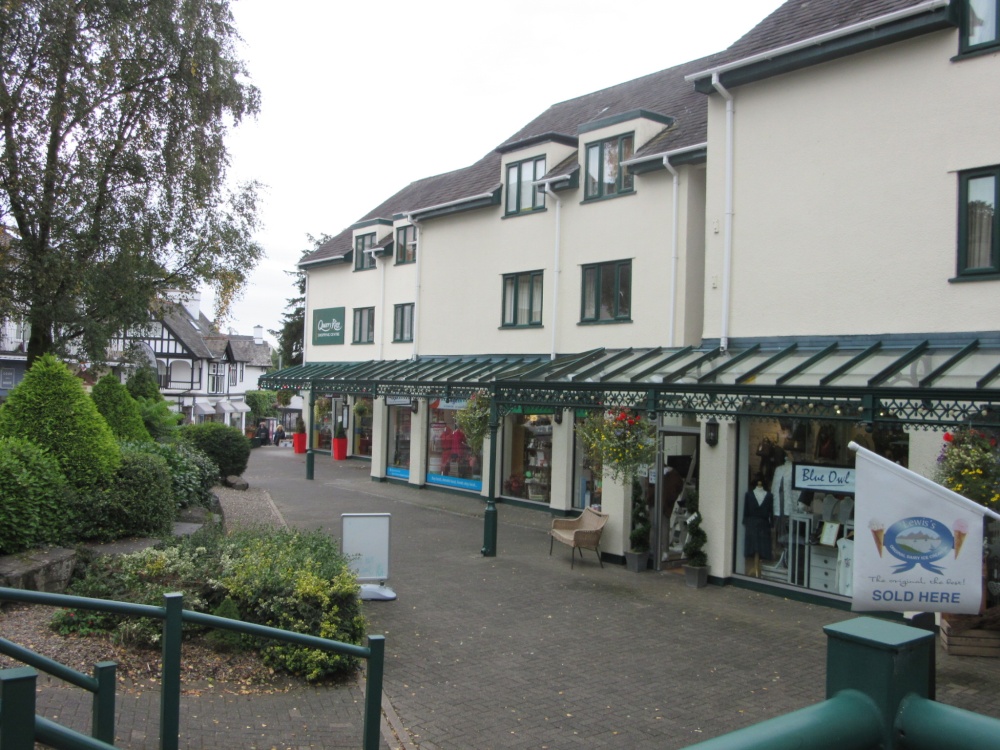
left=24, top=447, right=1000, bottom=748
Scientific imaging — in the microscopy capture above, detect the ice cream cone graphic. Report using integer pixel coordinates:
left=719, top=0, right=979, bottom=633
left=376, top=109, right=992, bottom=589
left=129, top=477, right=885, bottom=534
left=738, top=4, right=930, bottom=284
left=869, top=519, right=885, bottom=558
left=953, top=518, right=969, bottom=559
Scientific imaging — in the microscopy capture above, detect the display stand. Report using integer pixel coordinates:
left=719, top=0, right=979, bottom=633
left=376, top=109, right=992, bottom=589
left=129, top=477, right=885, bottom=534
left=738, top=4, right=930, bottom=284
left=341, top=513, right=397, bottom=601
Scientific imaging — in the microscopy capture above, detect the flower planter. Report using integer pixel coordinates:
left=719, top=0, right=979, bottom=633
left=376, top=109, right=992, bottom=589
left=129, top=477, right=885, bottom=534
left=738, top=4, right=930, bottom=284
left=625, top=550, right=648, bottom=573
left=332, top=437, right=348, bottom=461
left=292, top=433, right=307, bottom=454
left=684, top=564, right=709, bottom=588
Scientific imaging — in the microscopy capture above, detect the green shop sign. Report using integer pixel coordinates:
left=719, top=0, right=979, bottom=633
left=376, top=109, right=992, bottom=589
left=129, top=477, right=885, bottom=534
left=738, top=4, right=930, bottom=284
left=312, top=307, right=345, bottom=346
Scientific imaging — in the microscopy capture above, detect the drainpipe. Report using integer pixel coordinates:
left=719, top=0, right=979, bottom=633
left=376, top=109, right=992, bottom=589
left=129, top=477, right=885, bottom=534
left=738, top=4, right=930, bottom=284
left=712, top=72, right=734, bottom=353
left=540, top=183, right=562, bottom=360
left=405, top=214, right=422, bottom=360
left=662, top=156, right=680, bottom=348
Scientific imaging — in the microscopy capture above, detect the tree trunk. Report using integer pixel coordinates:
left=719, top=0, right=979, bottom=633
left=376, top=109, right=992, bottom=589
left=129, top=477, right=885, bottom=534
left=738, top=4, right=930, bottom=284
left=26, top=310, right=54, bottom=367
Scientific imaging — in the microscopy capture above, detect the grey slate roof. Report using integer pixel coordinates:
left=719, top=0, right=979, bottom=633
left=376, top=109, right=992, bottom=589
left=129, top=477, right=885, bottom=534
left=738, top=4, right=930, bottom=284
left=225, top=335, right=273, bottom=367
left=161, top=303, right=214, bottom=359
left=705, top=0, right=937, bottom=70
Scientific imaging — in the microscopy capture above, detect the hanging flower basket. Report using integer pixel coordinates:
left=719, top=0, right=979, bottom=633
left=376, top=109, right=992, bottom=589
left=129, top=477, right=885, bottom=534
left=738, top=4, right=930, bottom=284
left=455, top=390, right=491, bottom=456
left=575, top=407, right=655, bottom=484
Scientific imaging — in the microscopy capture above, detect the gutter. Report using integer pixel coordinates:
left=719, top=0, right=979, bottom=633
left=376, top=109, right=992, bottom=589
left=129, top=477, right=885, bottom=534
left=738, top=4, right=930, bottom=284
left=621, top=142, right=709, bottom=168
left=407, top=189, right=500, bottom=220
left=685, top=0, right=951, bottom=84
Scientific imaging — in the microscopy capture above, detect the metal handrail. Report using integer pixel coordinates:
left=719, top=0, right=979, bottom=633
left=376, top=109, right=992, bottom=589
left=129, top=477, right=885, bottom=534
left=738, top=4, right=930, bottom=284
left=0, top=586, right=385, bottom=750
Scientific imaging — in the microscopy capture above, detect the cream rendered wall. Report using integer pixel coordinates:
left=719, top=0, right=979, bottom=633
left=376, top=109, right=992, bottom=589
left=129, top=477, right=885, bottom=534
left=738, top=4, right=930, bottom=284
left=700, top=418, right=738, bottom=579
left=702, top=31, right=1000, bottom=340
left=304, top=261, right=385, bottom=362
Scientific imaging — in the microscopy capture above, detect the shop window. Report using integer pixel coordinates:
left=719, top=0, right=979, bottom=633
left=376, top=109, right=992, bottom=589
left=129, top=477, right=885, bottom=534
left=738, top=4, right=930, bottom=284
left=396, top=225, right=417, bottom=264
left=584, top=134, right=634, bottom=200
left=353, top=397, right=373, bottom=458
left=393, top=303, right=414, bottom=342
left=502, top=271, right=543, bottom=327
left=353, top=307, right=375, bottom=344
left=961, top=0, right=999, bottom=53
left=427, top=400, right=482, bottom=492
left=502, top=414, right=552, bottom=503
left=505, top=156, right=547, bottom=215
left=354, top=233, right=376, bottom=271
left=581, top=259, right=631, bottom=322
left=957, top=166, right=1000, bottom=277
left=387, top=403, right=412, bottom=478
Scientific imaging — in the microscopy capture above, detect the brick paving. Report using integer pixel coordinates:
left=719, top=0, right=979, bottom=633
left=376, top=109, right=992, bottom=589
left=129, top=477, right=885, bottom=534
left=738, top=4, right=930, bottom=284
left=23, top=447, right=1000, bottom=748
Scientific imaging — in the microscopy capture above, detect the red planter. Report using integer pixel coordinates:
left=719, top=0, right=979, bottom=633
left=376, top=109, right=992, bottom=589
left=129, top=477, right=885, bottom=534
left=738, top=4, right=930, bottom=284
left=292, top=433, right=307, bottom=454
left=332, top=437, right=348, bottom=461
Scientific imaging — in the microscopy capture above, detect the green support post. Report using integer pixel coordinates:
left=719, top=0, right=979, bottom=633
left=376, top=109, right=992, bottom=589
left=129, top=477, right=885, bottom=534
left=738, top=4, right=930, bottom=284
left=306, top=449, right=315, bottom=480
left=0, top=667, right=37, bottom=750
left=824, top=617, right=934, bottom=750
left=363, top=635, right=385, bottom=750
left=92, top=661, right=117, bottom=745
left=160, top=592, right=184, bottom=750
left=482, top=388, right=500, bottom=557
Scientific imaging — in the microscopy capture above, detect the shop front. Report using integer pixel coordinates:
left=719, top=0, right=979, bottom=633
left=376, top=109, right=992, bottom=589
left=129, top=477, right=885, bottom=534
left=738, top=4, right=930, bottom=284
left=386, top=398, right=413, bottom=480
left=427, top=398, right=481, bottom=493
left=501, top=411, right=553, bottom=504
left=353, top=396, right=374, bottom=458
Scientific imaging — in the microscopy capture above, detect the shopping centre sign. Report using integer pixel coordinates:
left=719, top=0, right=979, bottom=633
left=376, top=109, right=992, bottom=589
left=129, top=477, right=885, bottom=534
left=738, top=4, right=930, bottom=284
left=312, top=307, right=345, bottom=346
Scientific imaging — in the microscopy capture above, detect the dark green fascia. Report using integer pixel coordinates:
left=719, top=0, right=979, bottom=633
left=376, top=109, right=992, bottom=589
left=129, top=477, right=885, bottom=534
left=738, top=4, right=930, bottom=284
left=692, top=8, right=956, bottom=94
left=628, top=147, right=707, bottom=175
left=411, top=186, right=502, bottom=221
left=496, top=132, right=578, bottom=154
left=547, top=169, right=580, bottom=191
left=351, top=217, right=393, bottom=230
left=578, top=109, right=674, bottom=134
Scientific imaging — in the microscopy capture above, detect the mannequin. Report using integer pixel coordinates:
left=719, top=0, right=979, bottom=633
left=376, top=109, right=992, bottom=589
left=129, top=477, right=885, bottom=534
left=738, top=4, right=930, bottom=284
left=743, top=476, right=774, bottom=578
left=769, top=453, right=799, bottom=569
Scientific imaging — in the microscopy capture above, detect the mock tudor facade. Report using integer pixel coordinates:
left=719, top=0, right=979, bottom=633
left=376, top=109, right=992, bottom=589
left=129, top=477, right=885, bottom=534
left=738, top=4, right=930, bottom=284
left=264, top=0, right=1000, bottom=603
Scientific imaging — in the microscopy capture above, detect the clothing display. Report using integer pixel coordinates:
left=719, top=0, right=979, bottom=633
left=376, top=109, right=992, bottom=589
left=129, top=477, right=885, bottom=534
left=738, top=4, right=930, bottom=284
left=743, top=487, right=774, bottom=558
left=770, top=460, right=799, bottom=516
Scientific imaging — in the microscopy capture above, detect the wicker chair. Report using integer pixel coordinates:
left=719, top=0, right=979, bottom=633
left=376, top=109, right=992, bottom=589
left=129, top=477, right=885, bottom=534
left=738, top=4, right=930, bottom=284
left=549, top=507, right=609, bottom=568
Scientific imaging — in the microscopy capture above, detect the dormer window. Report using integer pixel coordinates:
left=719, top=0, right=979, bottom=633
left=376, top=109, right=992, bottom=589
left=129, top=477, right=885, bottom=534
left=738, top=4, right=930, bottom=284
left=355, top=233, right=376, bottom=271
left=396, top=225, right=417, bottom=265
left=962, top=0, right=999, bottom=53
left=584, top=134, right=634, bottom=200
left=505, top=156, right=547, bottom=215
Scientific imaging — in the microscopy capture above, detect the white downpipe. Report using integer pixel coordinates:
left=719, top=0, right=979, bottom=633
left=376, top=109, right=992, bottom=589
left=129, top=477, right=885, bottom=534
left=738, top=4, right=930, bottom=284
left=377, top=250, right=387, bottom=360
left=713, top=72, right=735, bottom=353
left=541, top=184, right=562, bottom=360
left=405, top=214, right=422, bottom=359
left=662, top=156, right=680, bottom=348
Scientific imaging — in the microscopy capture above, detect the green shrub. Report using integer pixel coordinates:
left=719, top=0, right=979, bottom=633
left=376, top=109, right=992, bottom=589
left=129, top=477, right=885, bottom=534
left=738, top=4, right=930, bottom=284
left=218, top=527, right=366, bottom=681
left=0, top=354, right=120, bottom=495
left=245, top=390, right=278, bottom=425
left=76, top=449, right=175, bottom=541
left=0, top=437, right=76, bottom=554
left=123, top=441, right=217, bottom=508
left=125, top=366, right=162, bottom=401
left=91, top=374, right=151, bottom=443
left=135, top=396, right=183, bottom=441
left=206, top=597, right=248, bottom=652
left=179, top=422, right=250, bottom=478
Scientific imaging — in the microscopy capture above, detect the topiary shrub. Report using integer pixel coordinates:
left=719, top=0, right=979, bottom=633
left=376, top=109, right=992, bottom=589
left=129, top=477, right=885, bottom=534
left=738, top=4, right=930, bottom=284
left=92, top=374, right=151, bottom=443
left=76, top=449, right=175, bottom=541
left=179, top=422, right=250, bottom=478
left=135, top=396, right=183, bottom=441
left=123, top=440, right=217, bottom=507
left=0, top=354, right=120, bottom=495
left=125, top=365, right=163, bottom=401
left=0, top=437, right=76, bottom=554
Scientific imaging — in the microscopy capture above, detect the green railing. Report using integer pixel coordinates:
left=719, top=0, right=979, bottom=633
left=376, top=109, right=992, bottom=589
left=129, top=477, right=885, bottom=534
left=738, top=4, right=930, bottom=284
left=0, top=586, right=385, bottom=750
left=680, top=617, right=1000, bottom=750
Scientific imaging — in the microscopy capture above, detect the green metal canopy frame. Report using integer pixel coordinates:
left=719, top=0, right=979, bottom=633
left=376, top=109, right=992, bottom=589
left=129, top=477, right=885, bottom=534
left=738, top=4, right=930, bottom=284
left=259, top=335, right=1000, bottom=431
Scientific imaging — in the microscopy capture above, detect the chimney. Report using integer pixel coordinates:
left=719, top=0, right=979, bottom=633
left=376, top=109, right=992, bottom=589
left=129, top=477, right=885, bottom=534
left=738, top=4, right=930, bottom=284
left=253, top=325, right=264, bottom=345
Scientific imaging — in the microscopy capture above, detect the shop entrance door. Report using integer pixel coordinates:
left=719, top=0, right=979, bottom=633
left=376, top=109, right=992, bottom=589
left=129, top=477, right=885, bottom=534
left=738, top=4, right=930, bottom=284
left=652, top=425, right=700, bottom=572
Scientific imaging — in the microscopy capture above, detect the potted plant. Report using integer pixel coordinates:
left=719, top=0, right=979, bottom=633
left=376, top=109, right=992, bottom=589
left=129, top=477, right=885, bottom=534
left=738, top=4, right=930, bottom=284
left=353, top=398, right=371, bottom=419
left=455, top=390, right=491, bottom=457
left=332, top=421, right=348, bottom=460
left=292, top=415, right=307, bottom=454
left=625, top=480, right=651, bottom=572
left=682, top=489, right=709, bottom=588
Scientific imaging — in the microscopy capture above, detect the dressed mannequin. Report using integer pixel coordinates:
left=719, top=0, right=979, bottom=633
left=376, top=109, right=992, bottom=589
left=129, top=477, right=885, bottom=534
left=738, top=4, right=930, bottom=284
left=743, top=477, right=774, bottom=577
left=769, top=454, right=800, bottom=569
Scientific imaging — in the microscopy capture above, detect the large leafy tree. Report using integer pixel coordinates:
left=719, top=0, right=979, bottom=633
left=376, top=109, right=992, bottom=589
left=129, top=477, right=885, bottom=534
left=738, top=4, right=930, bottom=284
left=270, top=236, right=329, bottom=369
left=0, top=0, right=263, bottom=365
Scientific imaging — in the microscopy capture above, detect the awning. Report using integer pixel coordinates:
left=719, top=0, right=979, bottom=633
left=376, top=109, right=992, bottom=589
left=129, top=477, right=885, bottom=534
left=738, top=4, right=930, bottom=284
left=230, top=401, right=252, bottom=413
left=192, top=402, right=214, bottom=416
left=215, top=401, right=236, bottom=414
left=259, top=334, right=1000, bottom=429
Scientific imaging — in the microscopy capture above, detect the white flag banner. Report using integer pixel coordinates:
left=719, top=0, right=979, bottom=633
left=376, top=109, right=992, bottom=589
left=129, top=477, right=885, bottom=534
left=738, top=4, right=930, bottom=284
left=850, top=442, right=1000, bottom=614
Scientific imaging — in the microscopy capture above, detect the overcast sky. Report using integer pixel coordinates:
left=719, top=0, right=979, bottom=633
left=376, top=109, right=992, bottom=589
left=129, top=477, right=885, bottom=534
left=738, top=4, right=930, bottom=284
left=213, top=0, right=787, bottom=347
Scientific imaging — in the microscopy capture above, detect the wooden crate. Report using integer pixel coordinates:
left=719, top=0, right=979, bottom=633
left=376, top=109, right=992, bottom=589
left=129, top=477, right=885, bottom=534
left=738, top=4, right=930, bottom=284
left=941, top=618, right=1000, bottom=657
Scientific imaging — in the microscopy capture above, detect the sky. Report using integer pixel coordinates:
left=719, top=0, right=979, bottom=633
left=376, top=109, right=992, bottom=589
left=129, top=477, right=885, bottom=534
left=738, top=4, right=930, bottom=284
left=212, top=0, right=787, bottom=348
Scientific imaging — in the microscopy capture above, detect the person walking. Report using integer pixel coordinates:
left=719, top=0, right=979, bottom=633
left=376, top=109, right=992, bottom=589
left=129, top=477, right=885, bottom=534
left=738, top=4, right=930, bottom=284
left=273, top=423, right=286, bottom=446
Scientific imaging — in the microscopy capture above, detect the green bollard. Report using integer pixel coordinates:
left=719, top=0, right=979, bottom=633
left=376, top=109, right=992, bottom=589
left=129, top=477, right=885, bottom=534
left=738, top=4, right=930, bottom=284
left=482, top=498, right=497, bottom=556
left=306, top=449, right=315, bottom=480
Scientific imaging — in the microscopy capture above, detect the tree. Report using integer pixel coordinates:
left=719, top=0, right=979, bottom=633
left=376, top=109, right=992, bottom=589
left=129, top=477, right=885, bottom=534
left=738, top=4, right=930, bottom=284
left=0, top=0, right=264, bottom=366
left=92, top=374, right=151, bottom=443
left=244, top=389, right=277, bottom=425
left=270, top=236, right=330, bottom=368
